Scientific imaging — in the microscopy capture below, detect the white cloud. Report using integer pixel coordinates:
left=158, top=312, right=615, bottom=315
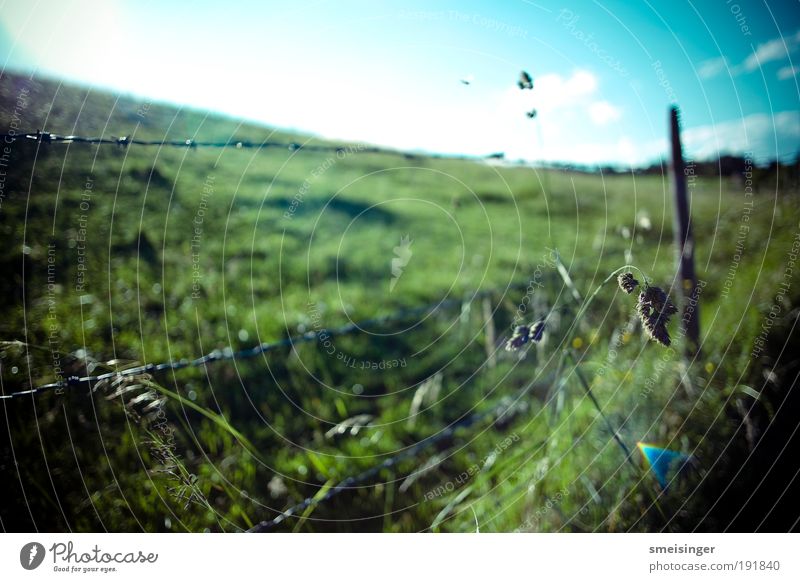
left=478, top=70, right=632, bottom=164
left=533, top=70, right=598, bottom=111
left=544, top=136, right=659, bottom=167
left=589, top=101, right=622, bottom=125
left=681, top=111, right=800, bottom=161
left=697, top=57, right=728, bottom=79
left=777, top=65, right=799, bottom=80
left=698, top=30, right=800, bottom=78
left=740, top=30, right=800, bottom=72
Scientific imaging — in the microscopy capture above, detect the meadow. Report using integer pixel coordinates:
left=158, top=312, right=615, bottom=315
left=1, top=72, right=798, bottom=532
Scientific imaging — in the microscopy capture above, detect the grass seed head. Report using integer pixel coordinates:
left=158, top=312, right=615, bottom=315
left=617, top=272, right=639, bottom=294
left=636, top=286, right=677, bottom=347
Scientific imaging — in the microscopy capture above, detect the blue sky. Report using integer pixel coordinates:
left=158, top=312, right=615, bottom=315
left=1, top=0, right=798, bottom=166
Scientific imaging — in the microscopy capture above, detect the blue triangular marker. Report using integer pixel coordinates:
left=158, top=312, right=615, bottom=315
left=637, top=442, right=690, bottom=488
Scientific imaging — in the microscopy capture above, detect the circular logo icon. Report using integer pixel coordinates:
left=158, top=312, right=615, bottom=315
left=20, top=542, right=46, bottom=570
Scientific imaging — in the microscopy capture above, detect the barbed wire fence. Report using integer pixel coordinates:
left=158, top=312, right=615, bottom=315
left=0, top=126, right=642, bottom=531
left=0, top=274, right=565, bottom=532
left=0, top=130, right=415, bottom=156
left=0, top=281, right=537, bottom=400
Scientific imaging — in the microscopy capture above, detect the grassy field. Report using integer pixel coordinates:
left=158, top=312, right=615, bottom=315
left=1, top=72, right=799, bottom=532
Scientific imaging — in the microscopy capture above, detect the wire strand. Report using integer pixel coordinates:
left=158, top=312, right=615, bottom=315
left=0, top=283, right=530, bottom=401
left=0, top=130, right=397, bottom=155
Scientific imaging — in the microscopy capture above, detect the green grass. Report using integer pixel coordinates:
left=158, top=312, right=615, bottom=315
left=1, top=72, right=798, bottom=532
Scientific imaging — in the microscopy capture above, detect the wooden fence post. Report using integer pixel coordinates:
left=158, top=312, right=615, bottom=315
left=669, top=106, right=700, bottom=356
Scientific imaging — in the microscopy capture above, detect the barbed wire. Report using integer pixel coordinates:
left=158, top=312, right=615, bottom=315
left=0, top=283, right=530, bottom=401
left=248, top=351, right=635, bottom=533
left=0, top=129, right=391, bottom=155
left=248, top=264, right=647, bottom=532
left=0, top=269, right=636, bottom=529
left=0, top=118, right=662, bottom=532
left=247, top=389, right=533, bottom=532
